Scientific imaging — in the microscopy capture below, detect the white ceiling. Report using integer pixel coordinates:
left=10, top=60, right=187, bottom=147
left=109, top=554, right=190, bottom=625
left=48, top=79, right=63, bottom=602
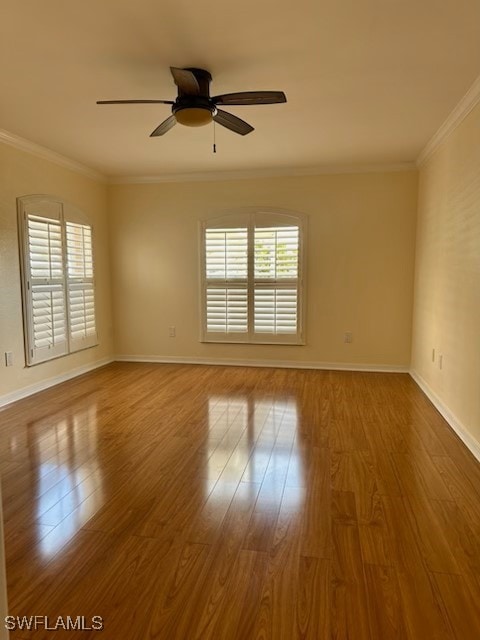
left=1, top=0, right=480, bottom=178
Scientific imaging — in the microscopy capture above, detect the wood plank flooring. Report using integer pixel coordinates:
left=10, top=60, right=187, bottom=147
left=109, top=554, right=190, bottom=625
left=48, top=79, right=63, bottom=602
left=1, top=363, right=480, bottom=638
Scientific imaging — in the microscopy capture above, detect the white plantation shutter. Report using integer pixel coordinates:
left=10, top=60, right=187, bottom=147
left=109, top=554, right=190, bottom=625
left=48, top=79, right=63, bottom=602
left=254, top=226, right=299, bottom=279
left=202, top=213, right=304, bottom=344
left=254, top=226, right=299, bottom=337
left=204, top=227, right=249, bottom=340
left=23, top=208, right=68, bottom=363
left=254, top=288, right=298, bottom=334
left=27, top=215, right=64, bottom=280
left=205, top=228, right=248, bottom=280
left=18, top=196, right=98, bottom=365
left=206, top=288, right=248, bottom=333
left=66, top=222, right=97, bottom=351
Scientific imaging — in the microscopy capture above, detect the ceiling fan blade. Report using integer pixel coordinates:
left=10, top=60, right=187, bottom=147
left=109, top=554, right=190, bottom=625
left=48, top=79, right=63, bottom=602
left=212, top=91, right=286, bottom=106
left=213, top=109, right=254, bottom=136
left=150, top=115, right=177, bottom=137
left=170, top=67, right=200, bottom=95
left=97, top=99, right=174, bottom=105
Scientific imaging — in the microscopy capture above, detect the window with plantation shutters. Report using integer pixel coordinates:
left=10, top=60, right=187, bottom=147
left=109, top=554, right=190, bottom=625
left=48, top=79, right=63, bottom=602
left=201, top=211, right=305, bottom=344
left=18, top=196, right=98, bottom=365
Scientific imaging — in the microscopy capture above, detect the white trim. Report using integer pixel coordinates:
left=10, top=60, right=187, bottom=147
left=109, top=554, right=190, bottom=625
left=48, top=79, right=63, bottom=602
left=410, top=369, right=480, bottom=463
left=0, top=128, right=106, bottom=183
left=115, top=354, right=408, bottom=373
left=0, top=126, right=416, bottom=184
left=417, top=74, right=480, bottom=167
left=0, top=357, right=113, bottom=410
left=109, top=163, right=416, bottom=185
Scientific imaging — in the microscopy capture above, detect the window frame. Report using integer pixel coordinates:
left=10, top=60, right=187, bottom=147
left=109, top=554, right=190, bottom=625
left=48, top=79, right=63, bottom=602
left=200, top=209, right=306, bottom=345
left=17, top=195, right=98, bottom=366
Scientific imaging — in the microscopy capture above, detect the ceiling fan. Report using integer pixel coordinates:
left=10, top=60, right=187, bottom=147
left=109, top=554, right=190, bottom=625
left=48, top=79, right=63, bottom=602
left=97, top=67, right=287, bottom=137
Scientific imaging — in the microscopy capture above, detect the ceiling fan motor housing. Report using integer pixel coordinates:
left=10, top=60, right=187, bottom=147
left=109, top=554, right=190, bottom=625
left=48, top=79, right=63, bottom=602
left=172, top=69, right=216, bottom=126
left=172, top=96, right=216, bottom=127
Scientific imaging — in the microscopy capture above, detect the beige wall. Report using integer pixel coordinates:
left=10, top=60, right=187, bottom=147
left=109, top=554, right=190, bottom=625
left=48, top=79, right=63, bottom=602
left=412, top=103, right=480, bottom=446
left=0, top=142, right=113, bottom=400
left=0, top=141, right=419, bottom=399
left=109, top=171, right=418, bottom=367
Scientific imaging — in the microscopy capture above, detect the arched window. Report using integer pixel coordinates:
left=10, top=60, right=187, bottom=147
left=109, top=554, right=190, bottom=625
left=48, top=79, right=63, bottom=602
left=18, top=195, right=98, bottom=365
left=201, top=210, right=305, bottom=344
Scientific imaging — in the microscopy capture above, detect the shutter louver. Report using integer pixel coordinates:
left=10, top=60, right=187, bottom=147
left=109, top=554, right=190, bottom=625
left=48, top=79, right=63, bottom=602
left=254, top=226, right=299, bottom=279
left=205, top=228, right=248, bottom=279
left=254, top=288, right=298, bottom=334
left=66, top=223, right=93, bottom=279
left=206, top=287, right=248, bottom=333
left=68, top=284, right=96, bottom=340
left=66, top=222, right=97, bottom=351
left=25, top=214, right=68, bottom=363
left=31, top=285, right=67, bottom=348
left=28, top=216, right=64, bottom=279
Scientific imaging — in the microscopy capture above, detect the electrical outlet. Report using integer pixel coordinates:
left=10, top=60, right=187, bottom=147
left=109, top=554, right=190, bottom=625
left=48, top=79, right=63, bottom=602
left=344, top=332, right=353, bottom=344
left=169, top=326, right=176, bottom=338
left=5, top=352, right=13, bottom=367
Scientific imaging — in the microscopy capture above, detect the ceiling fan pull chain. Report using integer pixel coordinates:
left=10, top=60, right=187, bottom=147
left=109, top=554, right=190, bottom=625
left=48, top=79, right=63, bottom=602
left=213, top=120, right=217, bottom=154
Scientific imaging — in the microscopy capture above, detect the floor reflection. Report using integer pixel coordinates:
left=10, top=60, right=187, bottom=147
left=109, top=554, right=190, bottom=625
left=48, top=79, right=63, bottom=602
left=23, top=403, right=104, bottom=558
left=206, top=396, right=304, bottom=512
left=39, top=485, right=104, bottom=557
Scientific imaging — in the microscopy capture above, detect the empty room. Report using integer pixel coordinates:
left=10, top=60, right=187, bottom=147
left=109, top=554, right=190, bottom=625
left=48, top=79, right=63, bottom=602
left=1, top=0, right=480, bottom=638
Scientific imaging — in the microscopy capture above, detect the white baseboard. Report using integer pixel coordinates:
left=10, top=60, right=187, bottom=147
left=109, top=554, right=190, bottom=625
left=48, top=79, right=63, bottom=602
left=410, top=369, right=480, bottom=463
left=115, top=354, right=409, bottom=373
left=0, top=357, right=114, bottom=410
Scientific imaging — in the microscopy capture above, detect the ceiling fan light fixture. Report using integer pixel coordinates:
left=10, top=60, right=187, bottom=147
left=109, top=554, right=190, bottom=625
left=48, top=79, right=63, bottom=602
left=174, top=107, right=213, bottom=127
left=97, top=66, right=286, bottom=137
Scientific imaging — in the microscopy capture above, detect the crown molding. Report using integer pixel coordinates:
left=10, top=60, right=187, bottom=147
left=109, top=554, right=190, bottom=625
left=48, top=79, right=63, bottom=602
left=0, top=128, right=106, bottom=183
left=109, top=162, right=416, bottom=185
left=0, top=125, right=417, bottom=185
left=417, top=74, right=480, bottom=167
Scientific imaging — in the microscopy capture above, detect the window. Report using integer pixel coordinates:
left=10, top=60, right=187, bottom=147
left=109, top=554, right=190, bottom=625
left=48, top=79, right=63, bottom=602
left=201, top=211, right=305, bottom=344
left=18, top=195, right=98, bottom=365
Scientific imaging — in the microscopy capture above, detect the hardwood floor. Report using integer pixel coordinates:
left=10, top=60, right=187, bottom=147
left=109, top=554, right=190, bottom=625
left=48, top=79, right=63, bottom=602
left=1, top=362, right=480, bottom=638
